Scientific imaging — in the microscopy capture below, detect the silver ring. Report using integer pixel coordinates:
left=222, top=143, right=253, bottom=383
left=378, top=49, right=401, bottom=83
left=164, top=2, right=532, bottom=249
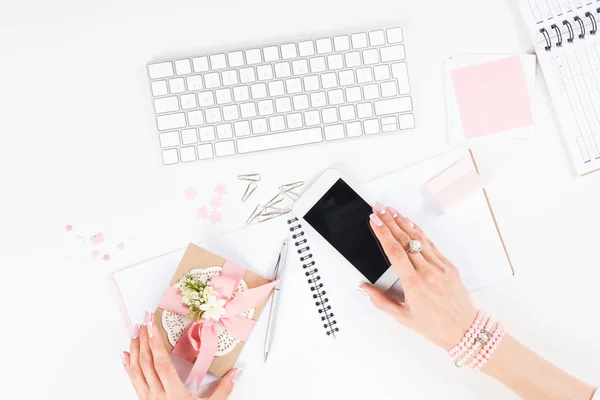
left=407, top=240, right=422, bottom=253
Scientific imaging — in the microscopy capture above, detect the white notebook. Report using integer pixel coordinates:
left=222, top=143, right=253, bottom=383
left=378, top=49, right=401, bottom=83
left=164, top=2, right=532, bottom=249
left=519, top=0, right=600, bottom=176
left=111, top=148, right=513, bottom=385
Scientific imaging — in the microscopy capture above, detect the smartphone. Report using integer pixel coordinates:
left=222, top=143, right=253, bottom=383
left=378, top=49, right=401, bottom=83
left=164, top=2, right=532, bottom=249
left=293, top=169, right=397, bottom=290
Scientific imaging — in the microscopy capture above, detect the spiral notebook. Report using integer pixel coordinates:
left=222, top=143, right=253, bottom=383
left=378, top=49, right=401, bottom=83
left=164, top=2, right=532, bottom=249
left=519, top=0, right=600, bottom=176
left=111, top=148, right=513, bottom=384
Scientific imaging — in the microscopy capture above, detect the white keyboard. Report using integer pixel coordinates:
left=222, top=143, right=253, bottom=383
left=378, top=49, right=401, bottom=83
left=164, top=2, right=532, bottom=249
left=147, top=26, right=415, bottom=165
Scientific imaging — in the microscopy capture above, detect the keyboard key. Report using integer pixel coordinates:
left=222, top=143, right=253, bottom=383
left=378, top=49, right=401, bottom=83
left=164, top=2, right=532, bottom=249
left=234, top=121, right=251, bottom=137
left=169, top=78, right=186, bottom=93
left=391, top=62, right=410, bottom=94
left=263, top=46, right=280, bottom=62
left=175, top=59, right=192, bottom=75
left=374, top=97, right=413, bottom=115
left=237, top=128, right=323, bottom=153
left=303, top=75, right=320, bottom=91
left=327, top=89, right=344, bottom=105
left=363, top=84, right=380, bottom=100
left=346, top=121, right=363, bottom=137
left=276, top=97, right=292, bottom=113
left=222, top=70, right=239, bottom=86
left=374, top=65, right=391, bottom=81
left=293, top=94, right=310, bottom=110
left=369, top=30, right=386, bottom=46
left=345, top=86, right=362, bottom=102
left=186, top=75, right=203, bottom=91
left=380, top=45, right=406, bottom=62
left=159, top=131, right=180, bottom=147
left=222, top=105, right=239, bottom=121
left=269, top=115, right=286, bottom=131
left=228, top=51, right=245, bottom=67
left=338, top=70, right=355, bottom=86
left=351, top=32, right=368, bottom=49
left=251, top=83, right=268, bottom=99
left=310, top=92, right=327, bottom=107
left=321, top=73, right=338, bottom=89
left=292, top=59, right=309, bottom=75
left=268, top=80, right=285, bottom=96
left=162, top=148, right=179, bottom=165
left=356, top=67, right=373, bottom=83
left=339, top=105, right=356, bottom=121
left=151, top=80, right=168, bottom=96
left=252, top=118, right=268, bottom=134
left=239, top=67, right=257, bottom=83
left=205, top=107, right=222, bottom=123
left=233, top=86, right=250, bottom=101
left=310, top=57, right=327, bottom=73
left=154, top=96, right=179, bottom=113
left=180, top=93, right=197, bottom=109
left=198, top=91, right=215, bottom=107
left=364, top=118, right=380, bottom=135
left=210, top=54, right=227, bottom=70
left=199, top=126, right=216, bottom=142
left=180, top=146, right=196, bottom=162
left=286, top=113, right=303, bottom=129
left=381, top=116, right=398, bottom=132
left=181, top=128, right=199, bottom=144
left=217, top=123, right=233, bottom=139
left=258, top=99, right=275, bottom=116
left=286, top=78, right=302, bottom=94
left=204, top=73, right=221, bottom=89
left=149, top=62, right=174, bottom=79
left=316, top=38, right=333, bottom=54
left=322, top=107, right=338, bottom=123
left=187, top=110, right=204, bottom=125
left=363, top=49, right=379, bottom=65
left=245, top=49, right=262, bottom=65
left=345, top=51, right=361, bottom=68
left=333, top=35, right=350, bottom=51
left=327, top=54, right=344, bottom=70
left=215, top=141, right=236, bottom=156
left=281, top=43, right=298, bottom=59
left=381, top=81, right=398, bottom=97
left=197, top=143, right=214, bottom=159
left=275, top=62, right=291, bottom=78
left=192, top=57, right=209, bottom=72
left=398, top=113, right=415, bottom=129
left=240, top=102, right=257, bottom=118
left=386, top=27, right=404, bottom=43
left=216, top=88, right=233, bottom=104
left=157, top=113, right=186, bottom=130
left=304, top=110, right=321, bottom=126
left=257, top=65, right=274, bottom=80
left=357, top=102, right=373, bottom=118
left=298, top=40, right=315, bottom=56
left=325, top=124, right=345, bottom=140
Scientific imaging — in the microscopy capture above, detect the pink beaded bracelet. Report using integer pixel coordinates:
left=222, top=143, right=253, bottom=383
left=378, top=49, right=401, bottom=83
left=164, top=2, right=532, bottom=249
left=448, top=310, right=484, bottom=360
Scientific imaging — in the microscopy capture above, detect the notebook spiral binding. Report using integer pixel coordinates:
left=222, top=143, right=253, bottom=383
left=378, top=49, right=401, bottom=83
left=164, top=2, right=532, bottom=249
left=287, top=217, right=339, bottom=337
left=540, top=8, right=599, bottom=50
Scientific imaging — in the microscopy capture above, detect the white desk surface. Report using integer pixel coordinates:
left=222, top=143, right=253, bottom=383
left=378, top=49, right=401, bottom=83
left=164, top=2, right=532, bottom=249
left=1, top=0, right=599, bottom=399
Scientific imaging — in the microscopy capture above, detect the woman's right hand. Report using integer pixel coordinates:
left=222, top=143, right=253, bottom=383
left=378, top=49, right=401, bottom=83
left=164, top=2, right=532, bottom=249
left=359, top=202, right=478, bottom=351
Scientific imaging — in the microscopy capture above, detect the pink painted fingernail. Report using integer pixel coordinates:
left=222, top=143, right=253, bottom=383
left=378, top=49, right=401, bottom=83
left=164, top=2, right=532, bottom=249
left=373, top=201, right=386, bottom=214
left=356, top=286, right=370, bottom=299
left=144, top=311, right=151, bottom=325
left=370, top=214, right=383, bottom=227
left=147, top=321, right=154, bottom=338
left=233, top=368, right=244, bottom=383
left=132, top=324, right=140, bottom=339
left=120, top=352, right=129, bottom=365
left=387, top=206, right=398, bottom=218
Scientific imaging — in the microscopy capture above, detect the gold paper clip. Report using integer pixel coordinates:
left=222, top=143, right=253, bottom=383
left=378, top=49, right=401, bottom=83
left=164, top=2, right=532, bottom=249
left=279, top=181, right=304, bottom=192
left=241, top=182, right=258, bottom=202
left=246, top=204, right=264, bottom=225
left=237, top=173, right=261, bottom=182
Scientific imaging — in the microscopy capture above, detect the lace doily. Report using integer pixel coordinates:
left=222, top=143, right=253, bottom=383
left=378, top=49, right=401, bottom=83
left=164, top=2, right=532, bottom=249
left=162, top=266, right=255, bottom=357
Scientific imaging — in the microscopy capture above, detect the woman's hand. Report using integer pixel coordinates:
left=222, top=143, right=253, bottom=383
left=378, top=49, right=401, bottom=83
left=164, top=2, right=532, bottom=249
left=121, top=314, right=242, bottom=400
left=359, top=202, right=477, bottom=350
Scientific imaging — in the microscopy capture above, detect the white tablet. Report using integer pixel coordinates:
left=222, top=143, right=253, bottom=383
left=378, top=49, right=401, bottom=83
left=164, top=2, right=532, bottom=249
left=293, top=169, right=398, bottom=291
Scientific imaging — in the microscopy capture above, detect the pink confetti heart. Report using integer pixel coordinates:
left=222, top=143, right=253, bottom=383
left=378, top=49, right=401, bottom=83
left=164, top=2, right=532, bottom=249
left=196, top=206, right=209, bottom=219
left=103, top=254, right=110, bottom=261
left=90, top=233, right=104, bottom=245
left=184, top=186, right=198, bottom=200
left=210, top=196, right=222, bottom=208
left=65, top=224, right=73, bottom=232
left=215, top=183, right=228, bottom=196
left=91, top=250, right=99, bottom=258
left=116, top=243, right=125, bottom=251
left=210, top=211, right=222, bottom=224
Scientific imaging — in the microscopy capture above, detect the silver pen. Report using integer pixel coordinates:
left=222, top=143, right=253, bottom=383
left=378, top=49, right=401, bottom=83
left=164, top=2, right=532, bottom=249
left=263, top=238, right=289, bottom=362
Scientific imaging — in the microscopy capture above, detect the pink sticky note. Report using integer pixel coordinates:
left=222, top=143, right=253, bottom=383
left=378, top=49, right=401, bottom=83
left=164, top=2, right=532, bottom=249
left=214, top=183, right=228, bottom=196
left=451, top=56, right=533, bottom=139
left=90, top=232, right=104, bottom=245
left=184, top=187, right=197, bottom=200
left=210, top=196, right=222, bottom=208
left=426, top=157, right=483, bottom=212
left=210, top=211, right=222, bottom=224
left=196, top=206, right=209, bottom=219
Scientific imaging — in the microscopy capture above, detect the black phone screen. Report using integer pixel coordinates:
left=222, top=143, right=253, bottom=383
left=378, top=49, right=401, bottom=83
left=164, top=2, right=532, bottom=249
left=303, top=178, right=390, bottom=283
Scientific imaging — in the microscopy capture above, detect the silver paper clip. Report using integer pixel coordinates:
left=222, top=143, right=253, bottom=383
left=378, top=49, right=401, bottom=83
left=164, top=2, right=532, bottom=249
left=264, top=192, right=285, bottom=208
left=242, top=182, right=258, bottom=202
left=238, top=173, right=261, bottom=182
left=279, top=181, right=304, bottom=192
left=281, top=189, right=300, bottom=201
left=257, top=213, right=281, bottom=223
left=246, top=204, right=264, bottom=225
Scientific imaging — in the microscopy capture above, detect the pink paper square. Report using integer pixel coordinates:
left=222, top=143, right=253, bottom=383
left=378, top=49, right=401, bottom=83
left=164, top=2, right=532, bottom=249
left=451, top=56, right=533, bottom=139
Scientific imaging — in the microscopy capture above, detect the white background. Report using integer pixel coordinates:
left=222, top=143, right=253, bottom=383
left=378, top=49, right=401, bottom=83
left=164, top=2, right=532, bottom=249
left=1, top=0, right=599, bottom=399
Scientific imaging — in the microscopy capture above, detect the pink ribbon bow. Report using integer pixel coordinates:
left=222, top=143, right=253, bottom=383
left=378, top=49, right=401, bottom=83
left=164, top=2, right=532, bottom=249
left=159, top=260, right=277, bottom=388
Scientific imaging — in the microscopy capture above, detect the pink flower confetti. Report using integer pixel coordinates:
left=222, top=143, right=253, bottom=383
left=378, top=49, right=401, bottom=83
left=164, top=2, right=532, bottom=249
left=116, top=243, right=125, bottom=251
left=65, top=224, right=73, bottom=232
left=184, top=186, right=198, bottom=200
left=90, top=232, right=104, bottom=245
left=215, top=183, right=228, bottom=196
left=196, top=206, right=209, bottom=219
left=210, top=196, right=222, bottom=208
left=103, top=254, right=110, bottom=261
left=91, top=250, right=99, bottom=258
left=210, top=211, right=222, bottom=224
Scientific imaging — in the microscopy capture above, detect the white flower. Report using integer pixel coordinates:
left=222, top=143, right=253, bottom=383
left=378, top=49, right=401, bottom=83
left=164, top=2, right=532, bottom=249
left=199, top=295, right=227, bottom=321
left=202, top=285, right=218, bottom=302
left=181, top=289, right=201, bottom=306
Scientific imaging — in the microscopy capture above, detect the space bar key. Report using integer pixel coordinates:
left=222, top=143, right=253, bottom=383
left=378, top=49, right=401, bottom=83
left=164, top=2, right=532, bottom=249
left=237, top=128, right=323, bottom=154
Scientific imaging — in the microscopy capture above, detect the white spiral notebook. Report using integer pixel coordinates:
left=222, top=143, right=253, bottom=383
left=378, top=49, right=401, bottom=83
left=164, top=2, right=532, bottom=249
left=111, top=148, right=513, bottom=385
left=519, top=0, right=600, bottom=176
